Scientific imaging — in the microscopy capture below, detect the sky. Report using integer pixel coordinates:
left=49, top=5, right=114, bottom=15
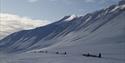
left=0, top=0, right=120, bottom=21
left=0, top=0, right=121, bottom=39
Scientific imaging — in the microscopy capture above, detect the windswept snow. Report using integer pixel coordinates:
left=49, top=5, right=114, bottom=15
left=64, top=15, right=76, bottom=21
left=110, top=6, right=119, bottom=12
left=110, top=4, right=125, bottom=12
left=120, top=4, right=125, bottom=9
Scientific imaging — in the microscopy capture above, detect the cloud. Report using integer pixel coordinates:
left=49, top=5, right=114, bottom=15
left=0, top=13, right=51, bottom=39
left=28, top=0, right=38, bottom=3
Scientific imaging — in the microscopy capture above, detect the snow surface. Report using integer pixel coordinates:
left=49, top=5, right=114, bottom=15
left=64, top=15, right=76, bottom=21
left=110, top=4, right=125, bottom=12
left=120, top=4, right=125, bottom=9
left=110, top=6, right=119, bottom=12
left=0, top=1, right=125, bottom=63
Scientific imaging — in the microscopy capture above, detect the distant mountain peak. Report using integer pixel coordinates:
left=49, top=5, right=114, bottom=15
left=59, top=15, right=77, bottom=22
left=64, top=15, right=77, bottom=21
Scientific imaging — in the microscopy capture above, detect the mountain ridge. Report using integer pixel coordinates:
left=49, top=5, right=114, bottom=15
left=0, top=1, right=125, bottom=53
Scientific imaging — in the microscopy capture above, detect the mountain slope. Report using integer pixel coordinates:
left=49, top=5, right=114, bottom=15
left=0, top=1, right=125, bottom=53
left=0, top=0, right=125, bottom=63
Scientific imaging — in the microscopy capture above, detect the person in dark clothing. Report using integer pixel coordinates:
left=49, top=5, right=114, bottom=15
left=56, top=52, right=59, bottom=54
left=87, top=53, right=90, bottom=56
left=64, top=52, right=67, bottom=55
left=98, top=53, right=102, bottom=58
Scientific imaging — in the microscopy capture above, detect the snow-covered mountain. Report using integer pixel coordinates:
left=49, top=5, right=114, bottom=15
left=0, top=0, right=125, bottom=53
left=0, top=0, right=125, bottom=63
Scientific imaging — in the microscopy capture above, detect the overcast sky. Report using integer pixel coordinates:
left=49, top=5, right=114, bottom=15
left=0, top=0, right=120, bottom=21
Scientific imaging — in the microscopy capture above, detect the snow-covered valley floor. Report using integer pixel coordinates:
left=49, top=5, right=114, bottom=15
left=0, top=42, right=125, bottom=63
